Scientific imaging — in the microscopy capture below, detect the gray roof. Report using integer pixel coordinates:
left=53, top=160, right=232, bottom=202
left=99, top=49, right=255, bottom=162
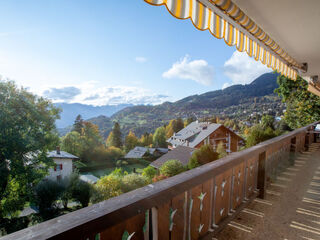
left=47, top=151, right=79, bottom=159
left=150, top=146, right=195, bottom=169
left=80, top=174, right=99, bottom=184
left=167, top=121, right=222, bottom=148
left=125, top=147, right=168, bottom=159
left=125, top=147, right=149, bottom=159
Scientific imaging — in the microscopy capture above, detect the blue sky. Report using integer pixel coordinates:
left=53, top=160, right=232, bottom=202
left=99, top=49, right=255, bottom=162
left=0, top=0, right=270, bottom=106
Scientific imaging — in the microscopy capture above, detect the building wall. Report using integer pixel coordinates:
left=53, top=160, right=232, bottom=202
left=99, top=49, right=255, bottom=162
left=195, top=126, right=241, bottom=153
left=47, top=158, right=73, bottom=181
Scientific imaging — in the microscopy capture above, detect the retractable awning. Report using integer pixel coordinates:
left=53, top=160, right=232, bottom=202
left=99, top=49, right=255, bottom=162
left=144, top=0, right=306, bottom=81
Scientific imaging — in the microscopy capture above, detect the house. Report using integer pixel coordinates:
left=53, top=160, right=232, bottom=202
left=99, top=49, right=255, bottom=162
left=124, top=146, right=168, bottom=159
left=167, top=121, right=244, bottom=153
left=47, top=147, right=79, bottom=181
left=150, top=146, right=195, bottom=169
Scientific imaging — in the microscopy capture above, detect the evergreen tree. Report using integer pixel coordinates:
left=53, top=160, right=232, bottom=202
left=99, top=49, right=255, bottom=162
left=106, top=122, right=122, bottom=148
left=112, top=122, right=122, bottom=148
left=73, top=114, right=84, bottom=134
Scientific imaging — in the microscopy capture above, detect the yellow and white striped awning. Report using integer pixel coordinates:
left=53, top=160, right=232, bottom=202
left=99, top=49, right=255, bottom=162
left=144, top=0, right=303, bottom=80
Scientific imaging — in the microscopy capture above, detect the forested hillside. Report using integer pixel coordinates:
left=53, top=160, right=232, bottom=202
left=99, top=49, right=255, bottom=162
left=79, top=72, right=284, bottom=138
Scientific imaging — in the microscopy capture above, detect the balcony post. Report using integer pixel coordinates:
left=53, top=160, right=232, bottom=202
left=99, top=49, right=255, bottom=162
left=257, top=152, right=266, bottom=199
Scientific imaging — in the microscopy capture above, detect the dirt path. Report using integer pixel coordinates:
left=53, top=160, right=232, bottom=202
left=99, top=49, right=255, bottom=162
left=215, top=143, right=320, bottom=240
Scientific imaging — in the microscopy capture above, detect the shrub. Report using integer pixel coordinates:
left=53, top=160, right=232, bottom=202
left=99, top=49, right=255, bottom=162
left=92, top=175, right=122, bottom=203
left=189, top=145, right=218, bottom=167
left=152, top=174, right=168, bottom=182
left=121, top=173, right=148, bottom=193
left=160, top=160, right=185, bottom=177
left=142, top=166, right=157, bottom=181
left=188, top=156, right=200, bottom=170
left=33, top=180, right=64, bottom=215
left=71, top=180, right=92, bottom=207
left=216, top=141, right=227, bottom=159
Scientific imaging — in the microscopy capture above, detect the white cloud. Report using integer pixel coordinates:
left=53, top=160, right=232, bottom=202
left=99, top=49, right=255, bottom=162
left=162, top=55, right=214, bottom=86
left=40, top=82, right=170, bottom=106
left=135, top=57, right=147, bottom=63
left=223, top=51, right=270, bottom=86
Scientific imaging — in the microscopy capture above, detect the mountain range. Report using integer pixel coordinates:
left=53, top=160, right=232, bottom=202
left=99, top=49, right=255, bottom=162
left=54, top=103, right=132, bottom=128
left=58, top=72, right=285, bottom=138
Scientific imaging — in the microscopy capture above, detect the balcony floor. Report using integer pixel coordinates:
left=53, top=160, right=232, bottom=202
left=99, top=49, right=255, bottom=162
left=215, top=143, right=320, bottom=240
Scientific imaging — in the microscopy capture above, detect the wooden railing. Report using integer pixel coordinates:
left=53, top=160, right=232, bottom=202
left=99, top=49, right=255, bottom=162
left=2, top=122, right=319, bottom=240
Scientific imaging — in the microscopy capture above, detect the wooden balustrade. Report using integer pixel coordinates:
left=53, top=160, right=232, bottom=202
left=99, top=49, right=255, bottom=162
left=2, top=121, right=319, bottom=240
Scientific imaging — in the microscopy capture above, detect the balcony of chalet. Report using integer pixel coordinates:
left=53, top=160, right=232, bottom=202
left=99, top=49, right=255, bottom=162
left=1, top=122, right=319, bottom=240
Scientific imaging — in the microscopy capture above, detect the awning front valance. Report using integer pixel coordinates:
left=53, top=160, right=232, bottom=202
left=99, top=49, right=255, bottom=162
left=144, top=0, right=302, bottom=80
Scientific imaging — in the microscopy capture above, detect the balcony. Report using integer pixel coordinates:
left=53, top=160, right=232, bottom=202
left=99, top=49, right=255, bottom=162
left=1, top=122, right=319, bottom=240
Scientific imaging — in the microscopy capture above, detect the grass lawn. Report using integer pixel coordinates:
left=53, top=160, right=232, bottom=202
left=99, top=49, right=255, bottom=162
left=85, top=162, right=149, bottom=178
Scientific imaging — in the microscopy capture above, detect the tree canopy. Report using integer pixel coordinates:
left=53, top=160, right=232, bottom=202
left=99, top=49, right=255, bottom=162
left=0, top=80, right=60, bottom=218
left=275, top=75, right=320, bottom=129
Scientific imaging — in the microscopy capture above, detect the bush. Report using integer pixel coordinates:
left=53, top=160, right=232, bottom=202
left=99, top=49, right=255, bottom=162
left=33, top=180, right=64, bottom=215
left=216, top=141, right=227, bottom=159
left=188, top=145, right=218, bottom=167
left=121, top=173, right=148, bottom=193
left=160, top=160, right=185, bottom=177
left=152, top=174, right=168, bottom=182
left=142, top=166, right=157, bottom=181
left=246, top=125, right=277, bottom=147
left=188, top=157, right=200, bottom=170
left=71, top=180, right=92, bottom=207
left=92, top=175, right=122, bottom=203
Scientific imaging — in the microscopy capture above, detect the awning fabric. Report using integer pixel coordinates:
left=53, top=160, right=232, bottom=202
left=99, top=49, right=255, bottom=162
left=308, top=83, right=320, bottom=98
left=144, top=0, right=300, bottom=80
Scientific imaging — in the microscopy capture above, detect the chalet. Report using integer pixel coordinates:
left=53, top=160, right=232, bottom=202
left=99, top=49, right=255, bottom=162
left=167, top=121, right=244, bottom=153
left=124, top=146, right=168, bottom=159
left=47, top=147, right=79, bottom=181
left=150, top=146, right=195, bottom=169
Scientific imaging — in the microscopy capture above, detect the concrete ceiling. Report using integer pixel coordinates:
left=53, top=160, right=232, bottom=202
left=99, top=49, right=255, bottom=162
left=233, top=0, right=320, bottom=78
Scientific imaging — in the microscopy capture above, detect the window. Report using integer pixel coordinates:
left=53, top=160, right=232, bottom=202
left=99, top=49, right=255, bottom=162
left=54, top=164, right=63, bottom=171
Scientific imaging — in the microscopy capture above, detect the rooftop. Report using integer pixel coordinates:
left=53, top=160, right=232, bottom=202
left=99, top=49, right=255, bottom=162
left=47, top=150, right=79, bottom=159
left=150, top=146, right=195, bottom=168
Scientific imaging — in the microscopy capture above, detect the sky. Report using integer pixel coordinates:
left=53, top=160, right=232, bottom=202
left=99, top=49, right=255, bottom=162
left=0, top=0, right=270, bottom=106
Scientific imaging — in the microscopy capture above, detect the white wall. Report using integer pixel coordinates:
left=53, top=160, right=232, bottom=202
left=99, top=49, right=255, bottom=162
left=47, top=158, right=73, bottom=181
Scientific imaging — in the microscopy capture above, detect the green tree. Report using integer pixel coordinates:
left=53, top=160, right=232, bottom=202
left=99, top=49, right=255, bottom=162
left=275, top=74, right=320, bottom=129
left=124, top=131, right=138, bottom=152
left=246, top=125, right=276, bottom=148
left=0, top=81, right=60, bottom=218
left=261, top=115, right=275, bottom=130
left=160, top=160, right=185, bottom=177
left=61, top=131, right=82, bottom=157
left=72, top=114, right=84, bottom=134
left=80, top=122, right=104, bottom=162
left=153, top=126, right=167, bottom=148
left=216, top=141, right=227, bottom=159
left=106, top=122, right=122, bottom=148
left=139, top=132, right=153, bottom=147
left=189, top=145, right=219, bottom=167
